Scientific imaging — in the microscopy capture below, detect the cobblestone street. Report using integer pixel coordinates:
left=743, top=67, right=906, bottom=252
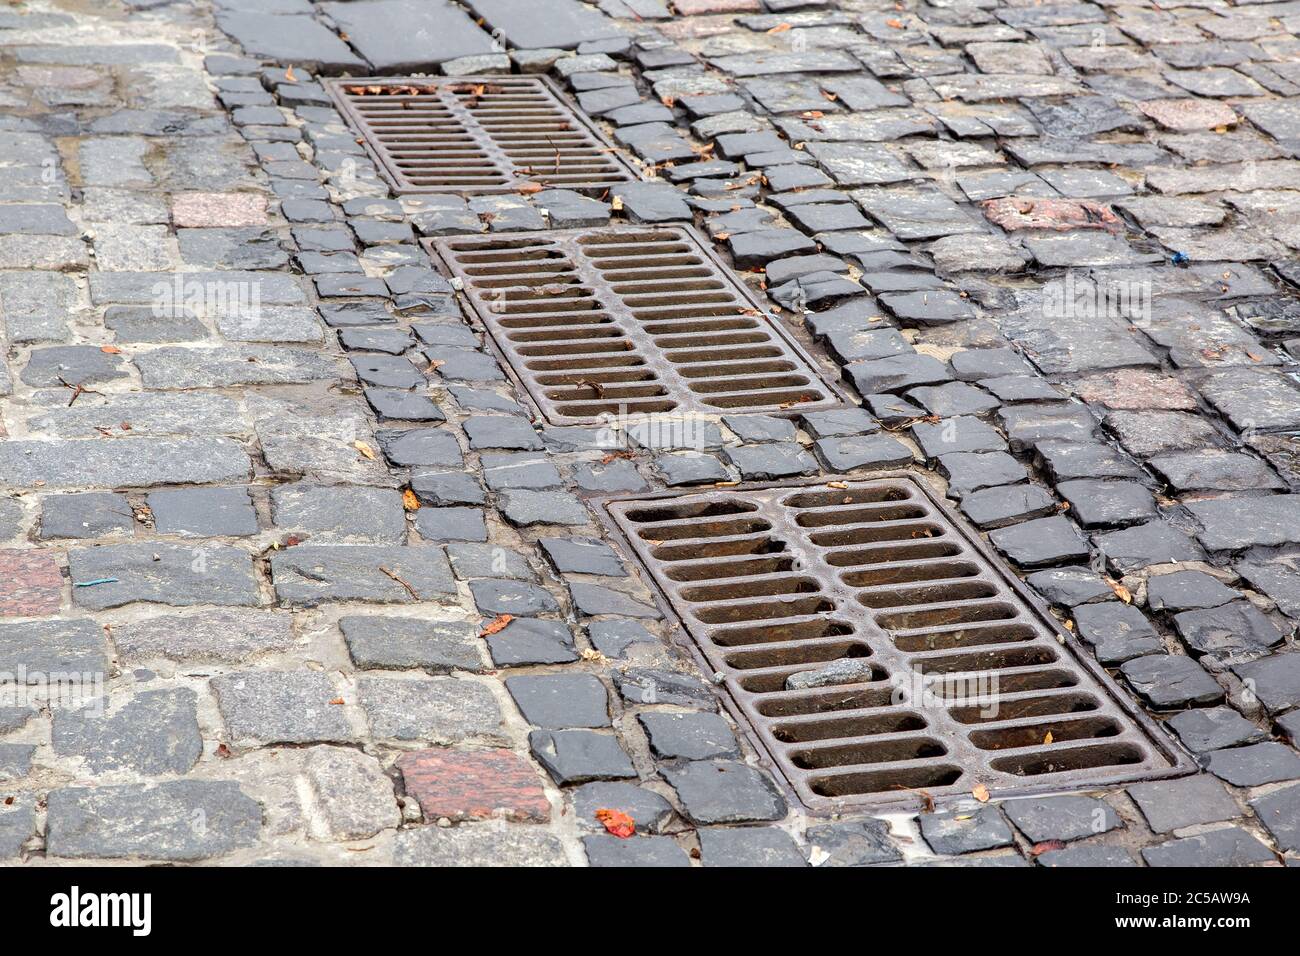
left=1, top=0, right=1299, bottom=868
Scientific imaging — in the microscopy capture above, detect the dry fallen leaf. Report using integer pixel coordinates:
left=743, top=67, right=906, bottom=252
left=480, top=613, right=514, bottom=637
left=1030, top=840, right=1066, bottom=857
left=1106, top=578, right=1133, bottom=604
left=100, top=345, right=122, bottom=354
left=1043, top=731, right=1054, bottom=745
left=767, top=22, right=792, bottom=33
left=329, top=697, right=345, bottom=705
left=402, top=489, right=421, bottom=511
left=594, top=808, right=636, bottom=838
left=972, top=783, right=990, bottom=803
left=611, top=195, right=625, bottom=211
left=353, top=440, right=377, bottom=461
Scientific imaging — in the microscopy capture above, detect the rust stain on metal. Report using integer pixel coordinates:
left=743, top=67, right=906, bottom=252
left=428, top=225, right=844, bottom=425
left=604, top=476, right=1187, bottom=812
left=325, top=75, right=639, bottom=195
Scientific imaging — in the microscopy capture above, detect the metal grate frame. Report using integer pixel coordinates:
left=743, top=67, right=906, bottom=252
left=325, top=75, right=640, bottom=195
left=427, top=225, right=846, bottom=426
left=601, top=475, right=1191, bottom=813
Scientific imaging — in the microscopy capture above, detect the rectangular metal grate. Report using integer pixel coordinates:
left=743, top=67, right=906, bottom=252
left=325, top=76, right=640, bottom=194
left=604, top=476, right=1187, bottom=812
left=428, top=226, right=845, bottom=425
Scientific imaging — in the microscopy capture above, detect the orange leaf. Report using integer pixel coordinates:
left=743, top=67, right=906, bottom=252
left=1030, top=840, right=1066, bottom=857
left=402, top=489, right=421, bottom=511
left=515, top=182, right=543, bottom=194
left=595, top=808, right=636, bottom=838
left=766, top=22, right=792, bottom=33
left=100, top=345, right=122, bottom=354
left=972, top=783, right=990, bottom=803
left=480, top=613, right=514, bottom=637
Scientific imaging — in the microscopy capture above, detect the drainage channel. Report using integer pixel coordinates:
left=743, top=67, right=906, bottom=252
left=602, top=475, right=1190, bottom=813
left=427, top=225, right=845, bottom=425
left=325, top=75, right=640, bottom=194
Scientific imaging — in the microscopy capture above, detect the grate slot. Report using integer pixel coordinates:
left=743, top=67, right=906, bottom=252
left=327, top=76, right=639, bottom=195
left=429, top=226, right=843, bottom=425
left=605, top=476, right=1185, bottom=811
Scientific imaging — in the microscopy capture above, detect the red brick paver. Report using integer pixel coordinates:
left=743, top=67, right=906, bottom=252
left=0, top=550, right=63, bottom=617
left=397, top=748, right=551, bottom=823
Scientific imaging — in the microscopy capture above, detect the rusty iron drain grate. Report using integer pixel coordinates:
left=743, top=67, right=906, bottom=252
left=604, top=475, right=1188, bottom=812
left=325, top=76, right=640, bottom=195
left=427, top=225, right=845, bottom=425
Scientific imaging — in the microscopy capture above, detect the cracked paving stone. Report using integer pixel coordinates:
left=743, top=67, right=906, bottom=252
left=1128, top=775, right=1241, bottom=834
left=341, top=615, right=484, bottom=672
left=573, top=459, right=646, bottom=493
left=662, top=760, right=786, bottom=825
left=638, top=711, right=739, bottom=761
left=45, top=781, right=261, bottom=862
left=445, top=542, right=532, bottom=581
left=529, top=729, right=635, bottom=786
left=1105, top=410, right=1219, bottom=460
left=805, top=819, right=900, bottom=866
left=53, top=689, right=202, bottom=775
left=270, top=545, right=455, bottom=606
left=800, top=407, right=878, bottom=438
left=908, top=382, right=1000, bottom=418
left=698, top=828, right=806, bottom=867
left=615, top=668, right=715, bottom=708
left=919, top=806, right=1015, bottom=855
left=506, top=674, right=609, bottom=729
left=587, top=620, right=658, bottom=660
left=1003, top=796, right=1121, bottom=844
left=1166, top=706, right=1268, bottom=754
left=1121, top=654, right=1224, bottom=708
left=1000, top=404, right=1097, bottom=452
left=358, top=675, right=504, bottom=744
left=1173, top=601, right=1282, bottom=659
left=69, top=543, right=258, bottom=610
left=394, top=824, right=567, bottom=867
left=653, top=452, right=731, bottom=486
left=486, top=618, right=578, bottom=667
left=988, top=515, right=1089, bottom=567
left=397, top=748, right=549, bottom=824
left=1073, top=602, right=1164, bottom=664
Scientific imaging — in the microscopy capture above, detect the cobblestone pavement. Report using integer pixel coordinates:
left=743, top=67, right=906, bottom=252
left=1, top=0, right=1299, bottom=867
